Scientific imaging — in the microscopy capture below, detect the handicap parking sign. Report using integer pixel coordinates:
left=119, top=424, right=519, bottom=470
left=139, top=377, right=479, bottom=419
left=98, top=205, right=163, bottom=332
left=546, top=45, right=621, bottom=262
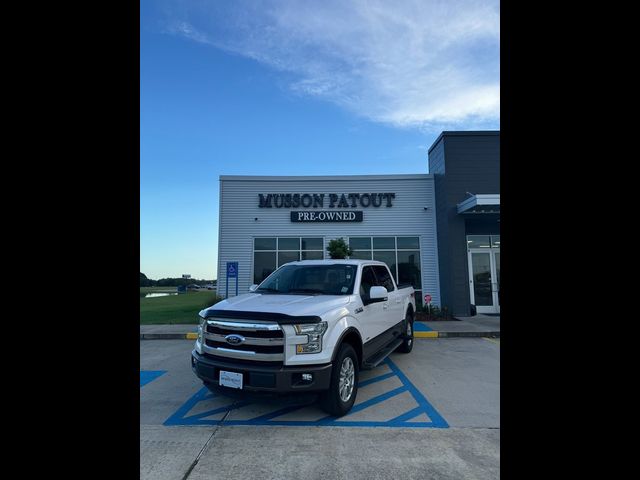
left=227, top=262, right=238, bottom=278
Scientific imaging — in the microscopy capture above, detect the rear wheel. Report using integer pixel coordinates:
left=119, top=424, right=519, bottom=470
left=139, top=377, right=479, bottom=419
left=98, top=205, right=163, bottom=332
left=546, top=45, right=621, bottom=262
left=396, top=313, right=414, bottom=353
left=319, top=343, right=359, bottom=416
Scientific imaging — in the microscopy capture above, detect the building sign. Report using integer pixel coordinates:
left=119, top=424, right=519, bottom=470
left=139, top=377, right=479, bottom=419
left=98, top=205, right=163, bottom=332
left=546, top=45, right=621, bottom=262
left=291, top=211, right=363, bottom=223
left=259, top=193, right=396, bottom=209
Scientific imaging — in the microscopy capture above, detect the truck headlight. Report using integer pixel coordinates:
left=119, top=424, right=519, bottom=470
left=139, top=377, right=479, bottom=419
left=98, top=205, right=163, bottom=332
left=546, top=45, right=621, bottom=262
left=293, top=322, right=327, bottom=354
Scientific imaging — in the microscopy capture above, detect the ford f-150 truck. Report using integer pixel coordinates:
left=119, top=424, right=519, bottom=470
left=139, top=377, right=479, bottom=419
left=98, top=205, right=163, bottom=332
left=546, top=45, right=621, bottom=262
left=191, top=259, right=416, bottom=416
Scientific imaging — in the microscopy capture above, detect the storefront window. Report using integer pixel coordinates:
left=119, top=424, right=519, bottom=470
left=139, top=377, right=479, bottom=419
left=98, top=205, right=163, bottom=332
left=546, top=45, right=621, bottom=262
left=397, top=251, right=422, bottom=289
left=349, top=237, right=371, bottom=250
left=253, top=251, right=276, bottom=284
left=467, top=235, right=491, bottom=248
left=373, top=237, right=395, bottom=249
left=278, top=237, right=300, bottom=250
left=466, top=235, right=499, bottom=249
left=254, top=238, right=276, bottom=250
left=348, top=236, right=422, bottom=304
left=254, top=237, right=324, bottom=284
left=350, top=250, right=372, bottom=260
left=277, top=251, right=300, bottom=267
left=397, top=237, right=420, bottom=249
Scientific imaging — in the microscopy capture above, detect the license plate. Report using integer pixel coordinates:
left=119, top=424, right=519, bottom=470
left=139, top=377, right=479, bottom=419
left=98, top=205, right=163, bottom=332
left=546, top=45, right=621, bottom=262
left=219, top=370, right=243, bottom=389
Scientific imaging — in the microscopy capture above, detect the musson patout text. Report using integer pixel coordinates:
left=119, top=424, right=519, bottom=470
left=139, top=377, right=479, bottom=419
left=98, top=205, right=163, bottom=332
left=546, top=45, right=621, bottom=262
left=257, top=192, right=397, bottom=223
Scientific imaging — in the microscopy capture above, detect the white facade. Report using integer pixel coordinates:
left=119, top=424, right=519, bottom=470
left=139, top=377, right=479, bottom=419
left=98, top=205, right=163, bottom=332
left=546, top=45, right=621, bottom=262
left=217, top=174, right=441, bottom=307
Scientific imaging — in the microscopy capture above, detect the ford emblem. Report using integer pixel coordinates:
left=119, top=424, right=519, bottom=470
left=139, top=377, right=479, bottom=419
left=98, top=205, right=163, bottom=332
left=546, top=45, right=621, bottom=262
left=225, top=334, right=245, bottom=345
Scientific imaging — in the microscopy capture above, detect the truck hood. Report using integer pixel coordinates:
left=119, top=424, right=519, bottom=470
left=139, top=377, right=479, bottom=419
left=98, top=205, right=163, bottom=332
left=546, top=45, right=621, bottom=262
left=200, top=293, right=351, bottom=318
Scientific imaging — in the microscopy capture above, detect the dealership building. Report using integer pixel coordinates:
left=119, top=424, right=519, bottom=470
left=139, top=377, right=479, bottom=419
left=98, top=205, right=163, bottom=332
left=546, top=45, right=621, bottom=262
left=216, top=131, right=499, bottom=317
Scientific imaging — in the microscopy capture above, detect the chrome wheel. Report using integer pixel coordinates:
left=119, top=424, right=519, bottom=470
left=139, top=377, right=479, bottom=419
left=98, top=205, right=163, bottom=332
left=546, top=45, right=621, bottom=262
left=338, top=356, right=355, bottom=402
left=407, top=321, right=413, bottom=346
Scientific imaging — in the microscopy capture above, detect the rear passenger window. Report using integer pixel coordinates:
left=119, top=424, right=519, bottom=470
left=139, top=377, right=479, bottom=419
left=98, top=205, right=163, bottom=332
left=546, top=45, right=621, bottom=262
left=373, top=266, right=395, bottom=292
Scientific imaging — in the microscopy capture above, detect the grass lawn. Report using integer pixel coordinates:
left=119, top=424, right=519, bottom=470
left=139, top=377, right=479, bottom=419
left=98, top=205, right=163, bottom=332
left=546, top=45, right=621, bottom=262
left=140, top=290, right=223, bottom=324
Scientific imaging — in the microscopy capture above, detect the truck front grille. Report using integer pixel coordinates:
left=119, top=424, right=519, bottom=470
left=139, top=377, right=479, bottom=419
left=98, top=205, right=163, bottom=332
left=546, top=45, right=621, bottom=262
left=202, top=318, right=284, bottom=363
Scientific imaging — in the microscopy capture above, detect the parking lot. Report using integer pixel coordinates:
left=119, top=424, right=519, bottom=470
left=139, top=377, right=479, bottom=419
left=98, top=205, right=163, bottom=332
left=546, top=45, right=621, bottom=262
left=141, top=338, right=500, bottom=480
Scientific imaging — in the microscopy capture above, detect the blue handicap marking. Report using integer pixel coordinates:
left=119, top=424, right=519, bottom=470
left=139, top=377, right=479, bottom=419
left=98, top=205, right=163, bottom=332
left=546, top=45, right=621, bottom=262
left=140, top=370, right=167, bottom=387
left=164, top=358, right=448, bottom=428
left=413, top=322, right=433, bottom=332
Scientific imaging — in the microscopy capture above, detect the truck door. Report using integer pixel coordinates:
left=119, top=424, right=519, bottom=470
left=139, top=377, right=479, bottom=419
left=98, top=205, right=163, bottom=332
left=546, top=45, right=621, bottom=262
left=359, top=265, right=387, bottom=346
left=372, top=265, right=404, bottom=330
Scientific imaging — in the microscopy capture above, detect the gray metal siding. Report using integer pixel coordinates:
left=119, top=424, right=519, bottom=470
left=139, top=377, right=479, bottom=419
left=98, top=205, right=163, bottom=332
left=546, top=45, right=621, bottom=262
left=217, top=175, right=441, bottom=306
left=429, top=132, right=500, bottom=316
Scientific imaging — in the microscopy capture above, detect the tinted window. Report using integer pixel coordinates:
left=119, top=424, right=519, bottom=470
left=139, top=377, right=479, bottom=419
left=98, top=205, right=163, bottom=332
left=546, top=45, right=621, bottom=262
left=397, top=237, right=420, bottom=249
left=278, top=238, right=300, bottom=250
left=350, top=250, right=372, bottom=260
left=349, top=237, right=371, bottom=249
left=373, top=237, right=395, bottom=249
left=302, top=251, right=323, bottom=260
left=254, top=252, right=276, bottom=284
left=254, top=238, right=276, bottom=250
left=301, top=237, right=323, bottom=250
left=373, top=266, right=395, bottom=292
left=397, top=251, right=421, bottom=289
left=277, top=251, right=300, bottom=267
left=359, top=266, right=377, bottom=301
left=373, top=251, right=396, bottom=282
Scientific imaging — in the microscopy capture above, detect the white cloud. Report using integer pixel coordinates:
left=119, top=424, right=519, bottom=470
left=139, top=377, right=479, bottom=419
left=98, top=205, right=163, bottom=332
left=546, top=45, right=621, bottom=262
left=160, top=0, right=499, bottom=131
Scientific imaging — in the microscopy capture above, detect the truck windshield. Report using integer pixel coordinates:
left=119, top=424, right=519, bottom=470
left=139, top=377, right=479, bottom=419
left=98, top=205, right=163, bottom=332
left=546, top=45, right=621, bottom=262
left=256, top=264, right=357, bottom=295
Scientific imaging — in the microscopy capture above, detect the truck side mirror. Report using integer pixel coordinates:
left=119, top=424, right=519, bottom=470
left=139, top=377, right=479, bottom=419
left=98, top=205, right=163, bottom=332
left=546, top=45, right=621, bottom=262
left=366, top=286, right=388, bottom=304
left=249, top=284, right=259, bottom=292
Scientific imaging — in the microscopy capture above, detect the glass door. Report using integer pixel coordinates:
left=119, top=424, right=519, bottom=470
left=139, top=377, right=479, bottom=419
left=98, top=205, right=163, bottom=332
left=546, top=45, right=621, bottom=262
left=493, top=251, right=500, bottom=313
left=467, top=235, right=500, bottom=314
left=468, top=251, right=495, bottom=313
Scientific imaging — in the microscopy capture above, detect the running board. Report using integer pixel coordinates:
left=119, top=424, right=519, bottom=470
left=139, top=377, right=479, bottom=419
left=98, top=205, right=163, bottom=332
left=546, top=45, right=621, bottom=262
left=362, top=338, right=404, bottom=369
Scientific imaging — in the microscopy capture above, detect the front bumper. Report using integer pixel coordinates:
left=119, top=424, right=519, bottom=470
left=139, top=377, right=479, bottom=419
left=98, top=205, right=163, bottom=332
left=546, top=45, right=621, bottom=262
left=191, top=350, right=333, bottom=395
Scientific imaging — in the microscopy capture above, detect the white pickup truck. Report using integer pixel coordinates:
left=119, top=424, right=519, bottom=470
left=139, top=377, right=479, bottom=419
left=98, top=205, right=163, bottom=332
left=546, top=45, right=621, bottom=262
left=191, top=259, right=416, bottom=416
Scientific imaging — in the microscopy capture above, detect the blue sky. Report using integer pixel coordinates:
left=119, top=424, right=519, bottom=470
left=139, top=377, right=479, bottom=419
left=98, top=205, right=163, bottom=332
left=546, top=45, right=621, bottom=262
left=140, top=0, right=500, bottom=280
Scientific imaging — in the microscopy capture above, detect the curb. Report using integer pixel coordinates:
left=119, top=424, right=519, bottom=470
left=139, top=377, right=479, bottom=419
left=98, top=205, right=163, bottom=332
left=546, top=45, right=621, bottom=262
left=140, top=332, right=499, bottom=340
left=414, top=331, right=500, bottom=339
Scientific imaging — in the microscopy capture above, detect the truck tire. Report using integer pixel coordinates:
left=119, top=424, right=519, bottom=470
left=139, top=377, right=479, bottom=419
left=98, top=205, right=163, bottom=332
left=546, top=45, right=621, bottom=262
left=396, top=314, right=414, bottom=353
left=319, top=343, right=359, bottom=417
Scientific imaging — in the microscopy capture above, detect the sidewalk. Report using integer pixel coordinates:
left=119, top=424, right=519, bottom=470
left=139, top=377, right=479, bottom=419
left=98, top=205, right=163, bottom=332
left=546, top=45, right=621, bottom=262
left=140, top=314, right=500, bottom=340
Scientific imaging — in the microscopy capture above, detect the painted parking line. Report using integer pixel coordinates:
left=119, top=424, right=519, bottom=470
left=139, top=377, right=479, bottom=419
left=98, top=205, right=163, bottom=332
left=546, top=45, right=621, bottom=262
left=140, top=370, right=167, bottom=387
left=163, top=358, right=448, bottom=428
left=483, top=337, right=500, bottom=345
left=413, top=322, right=438, bottom=338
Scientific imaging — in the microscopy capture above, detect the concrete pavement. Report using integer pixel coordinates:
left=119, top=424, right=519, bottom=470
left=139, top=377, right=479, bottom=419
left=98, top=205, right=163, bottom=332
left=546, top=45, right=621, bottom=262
left=141, top=338, right=500, bottom=480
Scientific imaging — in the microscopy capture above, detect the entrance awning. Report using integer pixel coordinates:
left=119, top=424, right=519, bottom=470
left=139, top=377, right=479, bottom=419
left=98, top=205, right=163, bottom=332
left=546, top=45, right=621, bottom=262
left=457, top=194, right=500, bottom=214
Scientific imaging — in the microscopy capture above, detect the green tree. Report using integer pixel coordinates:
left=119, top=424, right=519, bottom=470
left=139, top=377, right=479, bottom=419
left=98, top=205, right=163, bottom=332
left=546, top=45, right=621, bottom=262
left=326, top=238, right=353, bottom=259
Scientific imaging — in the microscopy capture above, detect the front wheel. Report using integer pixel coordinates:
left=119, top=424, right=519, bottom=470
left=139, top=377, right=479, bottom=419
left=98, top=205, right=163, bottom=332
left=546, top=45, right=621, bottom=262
left=319, top=343, right=359, bottom=416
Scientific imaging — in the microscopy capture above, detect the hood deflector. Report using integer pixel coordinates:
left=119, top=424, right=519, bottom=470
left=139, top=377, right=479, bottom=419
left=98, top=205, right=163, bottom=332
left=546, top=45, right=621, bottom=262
left=202, top=309, right=321, bottom=324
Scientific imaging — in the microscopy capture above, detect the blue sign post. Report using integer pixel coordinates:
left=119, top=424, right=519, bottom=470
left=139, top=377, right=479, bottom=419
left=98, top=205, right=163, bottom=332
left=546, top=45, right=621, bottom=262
left=226, top=262, right=238, bottom=298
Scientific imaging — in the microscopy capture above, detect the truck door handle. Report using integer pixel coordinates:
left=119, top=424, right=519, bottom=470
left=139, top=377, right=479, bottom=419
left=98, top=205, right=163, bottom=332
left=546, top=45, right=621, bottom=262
left=395, top=299, right=401, bottom=303
left=383, top=304, right=388, bottom=309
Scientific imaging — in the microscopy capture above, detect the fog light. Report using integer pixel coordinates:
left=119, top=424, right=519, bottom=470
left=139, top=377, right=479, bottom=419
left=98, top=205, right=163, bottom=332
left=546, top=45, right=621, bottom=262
left=302, top=373, right=313, bottom=381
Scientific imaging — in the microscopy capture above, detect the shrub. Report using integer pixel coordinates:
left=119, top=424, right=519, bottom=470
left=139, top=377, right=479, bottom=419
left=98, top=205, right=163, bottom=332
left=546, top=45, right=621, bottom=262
left=326, top=238, right=354, bottom=259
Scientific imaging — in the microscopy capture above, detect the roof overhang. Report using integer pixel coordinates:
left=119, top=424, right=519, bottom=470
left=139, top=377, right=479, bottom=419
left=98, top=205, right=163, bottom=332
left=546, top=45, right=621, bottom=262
left=457, top=194, right=500, bottom=215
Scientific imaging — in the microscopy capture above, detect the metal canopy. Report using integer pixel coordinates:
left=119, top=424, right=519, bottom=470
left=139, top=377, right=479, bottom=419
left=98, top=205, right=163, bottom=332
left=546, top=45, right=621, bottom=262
left=457, top=194, right=500, bottom=214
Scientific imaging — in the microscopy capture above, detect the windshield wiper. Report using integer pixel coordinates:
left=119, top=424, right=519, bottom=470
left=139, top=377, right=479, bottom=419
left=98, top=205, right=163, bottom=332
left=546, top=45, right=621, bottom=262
left=287, top=288, right=324, bottom=295
left=256, top=287, right=279, bottom=293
